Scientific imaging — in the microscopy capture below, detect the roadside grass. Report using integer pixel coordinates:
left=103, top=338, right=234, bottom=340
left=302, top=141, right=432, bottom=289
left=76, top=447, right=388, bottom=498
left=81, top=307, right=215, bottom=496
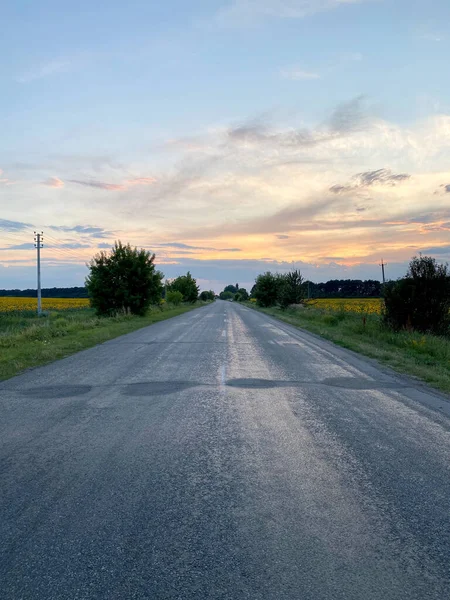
left=245, top=303, right=450, bottom=394
left=0, top=302, right=208, bottom=381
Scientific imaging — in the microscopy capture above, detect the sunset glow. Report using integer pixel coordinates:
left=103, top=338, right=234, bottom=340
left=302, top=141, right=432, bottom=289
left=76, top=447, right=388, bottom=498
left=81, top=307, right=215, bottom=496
left=1, top=1, right=450, bottom=291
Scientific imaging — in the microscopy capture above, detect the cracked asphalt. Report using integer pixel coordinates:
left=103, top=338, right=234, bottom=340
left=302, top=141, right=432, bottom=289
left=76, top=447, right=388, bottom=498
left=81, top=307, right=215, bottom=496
left=1, top=300, right=450, bottom=599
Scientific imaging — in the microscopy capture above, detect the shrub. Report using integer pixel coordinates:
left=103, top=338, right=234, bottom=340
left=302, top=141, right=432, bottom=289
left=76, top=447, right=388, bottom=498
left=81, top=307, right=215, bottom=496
left=234, top=288, right=249, bottom=302
left=278, top=270, right=305, bottom=309
left=219, top=291, right=234, bottom=300
left=86, top=241, right=164, bottom=316
left=252, top=272, right=281, bottom=307
left=199, top=290, right=215, bottom=301
left=383, top=255, right=450, bottom=335
left=166, top=290, right=183, bottom=306
left=167, top=272, right=199, bottom=303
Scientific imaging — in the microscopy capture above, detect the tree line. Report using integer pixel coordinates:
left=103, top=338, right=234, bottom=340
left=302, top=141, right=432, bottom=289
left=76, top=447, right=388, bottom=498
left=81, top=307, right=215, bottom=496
left=0, top=287, right=89, bottom=298
left=306, top=279, right=382, bottom=298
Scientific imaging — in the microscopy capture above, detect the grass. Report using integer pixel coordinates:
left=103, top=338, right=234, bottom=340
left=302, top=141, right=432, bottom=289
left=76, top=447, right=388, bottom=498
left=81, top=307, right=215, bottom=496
left=0, top=302, right=207, bottom=381
left=245, top=303, right=450, bottom=395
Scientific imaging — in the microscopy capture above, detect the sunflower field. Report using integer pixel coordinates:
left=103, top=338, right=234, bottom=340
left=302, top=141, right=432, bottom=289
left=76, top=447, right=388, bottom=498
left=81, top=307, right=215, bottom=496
left=0, top=297, right=90, bottom=313
left=310, top=298, right=383, bottom=315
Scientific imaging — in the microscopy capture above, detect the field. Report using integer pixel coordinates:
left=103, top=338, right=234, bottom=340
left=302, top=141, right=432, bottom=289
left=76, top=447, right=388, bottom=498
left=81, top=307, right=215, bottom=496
left=0, top=297, right=89, bottom=313
left=311, top=297, right=383, bottom=315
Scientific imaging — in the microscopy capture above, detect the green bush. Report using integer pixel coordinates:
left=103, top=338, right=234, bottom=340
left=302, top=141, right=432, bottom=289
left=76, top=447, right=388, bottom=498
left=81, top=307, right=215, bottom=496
left=166, top=290, right=183, bottom=306
left=220, top=291, right=234, bottom=300
left=234, top=288, right=249, bottom=302
left=167, top=272, right=199, bottom=303
left=86, top=241, right=164, bottom=316
left=278, top=270, right=305, bottom=309
left=252, top=272, right=282, bottom=307
left=199, top=290, right=215, bottom=301
left=383, top=255, right=450, bottom=335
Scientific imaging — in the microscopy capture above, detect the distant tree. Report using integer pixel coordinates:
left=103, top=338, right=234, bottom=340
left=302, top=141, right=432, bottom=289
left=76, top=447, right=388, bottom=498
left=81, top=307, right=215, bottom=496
left=86, top=241, right=164, bottom=316
left=220, top=290, right=235, bottom=300
left=199, top=290, right=215, bottom=301
left=278, top=269, right=305, bottom=309
left=166, top=290, right=183, bottom=306
left=383, top=255, right=450, bottom=334
left=234, top=288, right=249, bottom=302
left=0, top=287, right=89, bottom=298
left=252, top=272, right=281, bottom=307
left=167, top=271, right=199, bottom=303
left=223, top=284, right=238, bottom=295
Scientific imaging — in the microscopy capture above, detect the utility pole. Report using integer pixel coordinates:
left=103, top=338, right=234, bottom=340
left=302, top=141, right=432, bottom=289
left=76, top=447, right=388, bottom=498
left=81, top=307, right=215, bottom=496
left=34, top=232, right=43, bottom=315
left=379, top=259, right=387, bottom=286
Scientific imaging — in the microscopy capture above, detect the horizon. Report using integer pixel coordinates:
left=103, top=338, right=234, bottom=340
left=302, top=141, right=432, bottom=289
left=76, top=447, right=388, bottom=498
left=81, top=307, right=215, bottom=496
left=1, top=0, right=450, bottom=292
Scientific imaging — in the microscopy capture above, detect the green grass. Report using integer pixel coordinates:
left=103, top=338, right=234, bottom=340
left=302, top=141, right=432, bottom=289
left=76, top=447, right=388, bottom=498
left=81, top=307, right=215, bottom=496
left=0, top=302, right=207, bottom=381
left=245, top=303, right=450, bottom=394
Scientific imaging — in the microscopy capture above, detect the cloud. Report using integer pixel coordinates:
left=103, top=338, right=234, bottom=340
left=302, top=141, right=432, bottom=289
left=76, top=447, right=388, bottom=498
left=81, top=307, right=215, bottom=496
left=68, top=176, right=156, bottom=191
left=59, top=243, right=91, bottom=249
left=49, top=225, right=114, bottom=239
left=127, top=177, right=157, bottom=186
left=421, top=245, right=450, bottom=254
left=330, top=169, right=411, bottom=194
left=16, top=59, right=71, bottom=83
left=445, top=185, right=450, bottom=193
left=277, top=235, right=290, bottom=239
left=0, top=218, right=32, bottom=232
left=154, top=242, right=241, bottom=252
left=42, top=177, right=64, bottom=188
left=0, top=168, right=16, bottom=186
left=0, top=242, right=90, bottom=251
left=227, top=96, right=371, bottom=149
left=327, top=95, right=369, bottom=134
left=280, top=67, right=320, bottom=80
left=215, top=0, right=371, bottom=26
left=0, top=243, right=35, bottom=251
left=68, top=179, right=127, bottom=191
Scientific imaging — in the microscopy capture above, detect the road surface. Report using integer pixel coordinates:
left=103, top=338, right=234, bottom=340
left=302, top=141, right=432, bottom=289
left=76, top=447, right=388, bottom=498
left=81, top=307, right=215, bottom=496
left=1, top=300, right=449, bottom=599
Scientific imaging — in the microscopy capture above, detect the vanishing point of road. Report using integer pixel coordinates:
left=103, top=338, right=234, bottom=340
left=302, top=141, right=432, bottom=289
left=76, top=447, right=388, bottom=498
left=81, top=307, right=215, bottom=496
left=1, top=300, right=449, bottom=599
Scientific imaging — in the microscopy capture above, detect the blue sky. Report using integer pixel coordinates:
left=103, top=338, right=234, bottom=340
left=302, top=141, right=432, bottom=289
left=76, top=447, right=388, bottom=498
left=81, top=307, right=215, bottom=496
left=1, top=0, right=450, bottom=292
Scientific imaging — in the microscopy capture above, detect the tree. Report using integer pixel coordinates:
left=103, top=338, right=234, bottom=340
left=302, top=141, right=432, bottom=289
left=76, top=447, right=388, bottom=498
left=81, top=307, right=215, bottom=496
left=383, top=255, right=450, bottom=334
left=200, top=290, right=215, bottom=301
left=166, top=290, right=183, bottom=305
left=234, top=288, right=249, bottom=302
left=278, top=269, right=305, bottom=309
left=223, top=284, right=238, bottom=295
left=86, top=241, right=163, bottom=316
left=252, top=272, right=281, bottom=307
left=219, top=290, right=234, bottom=300
left=167, top=271, right=199, bottom=303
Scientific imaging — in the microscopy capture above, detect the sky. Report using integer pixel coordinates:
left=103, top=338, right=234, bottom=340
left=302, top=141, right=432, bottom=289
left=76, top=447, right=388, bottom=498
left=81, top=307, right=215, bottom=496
left=1, top=0, right=450, bottom=293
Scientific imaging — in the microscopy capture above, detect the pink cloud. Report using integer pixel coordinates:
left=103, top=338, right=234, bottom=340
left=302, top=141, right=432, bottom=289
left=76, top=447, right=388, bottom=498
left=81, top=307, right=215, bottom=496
left=68, top=176, right=156, bottom=191
left=43, top=176, right=65, bottom=188
left=0, top=168, right=16, bottom=185
left=69, top=179, right=126, bottom=191
left=127, top=177, right=157, bottom=186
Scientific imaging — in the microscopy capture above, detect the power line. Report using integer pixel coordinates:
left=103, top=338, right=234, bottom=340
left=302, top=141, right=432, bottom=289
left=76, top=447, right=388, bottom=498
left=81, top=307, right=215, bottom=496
left=0, top=229, right=36, bottom=247
left=43, top=234, right=88, bottom=261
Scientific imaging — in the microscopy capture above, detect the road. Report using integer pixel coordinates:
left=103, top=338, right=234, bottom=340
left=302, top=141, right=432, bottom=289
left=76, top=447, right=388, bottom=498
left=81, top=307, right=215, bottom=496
left=1, top=300, right=450, bottom=599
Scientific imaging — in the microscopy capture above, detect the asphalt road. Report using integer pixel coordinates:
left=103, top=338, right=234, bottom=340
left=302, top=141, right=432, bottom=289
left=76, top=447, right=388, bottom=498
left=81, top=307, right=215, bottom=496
left=1, top=300, right=450, bottom=599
